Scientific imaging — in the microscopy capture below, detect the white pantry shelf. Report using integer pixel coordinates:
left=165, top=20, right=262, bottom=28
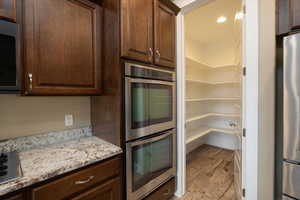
left=185, top=57, right=238, bottom=70
left=186, top=97, right=240, bottom=102
left=186, top=127, right=240, bottom=144
left=186, top=79, right=240, bottom=85
left=186, top=113, right=240, bottom=123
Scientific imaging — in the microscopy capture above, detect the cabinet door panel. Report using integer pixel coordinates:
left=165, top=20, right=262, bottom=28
left=154, top=0, right=176, bottom=68
left=121, top=0, right=154, bottom=63
left=23, top=0, right=102, bottom=95
left=277, top=0, right=290, bottom=35
left=0, top=0, right=16, bottom=22
left=71, top=178, right=120, bottom=200
left=291, top=0, right=300, bottom=30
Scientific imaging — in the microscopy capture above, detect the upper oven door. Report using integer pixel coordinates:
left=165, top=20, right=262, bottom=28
left=0, top=20, right=20, bottom=91
left=125, top=77, right=176, bottom=141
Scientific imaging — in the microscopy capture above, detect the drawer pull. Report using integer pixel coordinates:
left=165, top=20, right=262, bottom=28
left=163, top=188, right=171, bottom=196
left=74, top=176, right=94, bottom=185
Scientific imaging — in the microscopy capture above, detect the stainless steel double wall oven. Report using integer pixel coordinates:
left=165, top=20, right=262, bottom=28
left=125, top=63, right=176, bottom=200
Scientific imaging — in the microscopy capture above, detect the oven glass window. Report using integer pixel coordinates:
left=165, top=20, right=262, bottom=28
left=132, top=83, right=149, bottom=129
left=132, top=135, right=173, bottom=191
left=149, top=84, right=172, bottom=125
left=131, top=83, right=173, bottom=129
left=0, top=34, right=16, bottom=86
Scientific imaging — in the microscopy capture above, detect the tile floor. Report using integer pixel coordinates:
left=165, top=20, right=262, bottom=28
left=173, top=145, right=236, bottom=200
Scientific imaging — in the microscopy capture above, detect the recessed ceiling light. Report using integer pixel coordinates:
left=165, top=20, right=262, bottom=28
left=235, top=12, right=244, bottom=20
left=217, top=16, right=227, bottom=23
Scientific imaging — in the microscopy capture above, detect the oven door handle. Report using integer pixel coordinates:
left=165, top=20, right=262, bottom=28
left=128, top=130, right=175, bottom=147
left=126, top=77, right=175, bottom=86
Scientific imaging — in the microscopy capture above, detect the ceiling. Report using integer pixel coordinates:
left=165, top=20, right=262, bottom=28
left=185, top=0, right=242, bottom=45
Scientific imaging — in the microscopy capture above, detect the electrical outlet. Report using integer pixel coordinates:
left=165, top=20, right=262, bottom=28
left=65, top=114, right=73, bottom=127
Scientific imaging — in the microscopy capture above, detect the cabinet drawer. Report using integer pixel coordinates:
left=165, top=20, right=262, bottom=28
left=144, top=178, right=175, bottom=200
left=71, top=178, right=120, bottom=200
left=32, top=157, right=121, bottom=200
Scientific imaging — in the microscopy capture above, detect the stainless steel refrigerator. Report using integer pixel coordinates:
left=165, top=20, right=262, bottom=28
left=283, top=33, right=300, bottom=200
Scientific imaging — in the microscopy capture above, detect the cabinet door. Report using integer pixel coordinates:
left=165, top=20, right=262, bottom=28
left=290, top=0, right=300, bottom=30
left=23, top=0, right=102, bottom=95
left=154, top=0, right=176, bottom=68
left=0, top=0, right=16, bottom=22
left=121, top=0, right=154, bottom=63
left=71, top=178, right=120, bottom=200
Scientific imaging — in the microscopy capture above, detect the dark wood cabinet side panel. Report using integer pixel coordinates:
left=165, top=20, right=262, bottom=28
left=23, top=0, right=102, bottom=95
left=91, top=0, right=123, bottom=147
left=121, top=0, right=154, bottom=63
left=0, top=0, right=16, bottom=22
left=154, top=0, right=176, bottom=68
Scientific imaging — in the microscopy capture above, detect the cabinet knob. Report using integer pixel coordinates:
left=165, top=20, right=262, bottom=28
left=28, top=73, right=33, bottom=91
left=155, top=50, right=161, bottom=62
left=149, top=48, right=153, bottom=62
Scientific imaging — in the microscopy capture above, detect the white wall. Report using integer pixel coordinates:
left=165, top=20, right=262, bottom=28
left=185, top=39, right=237, bottom=67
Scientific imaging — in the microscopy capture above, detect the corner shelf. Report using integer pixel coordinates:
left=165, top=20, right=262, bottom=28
left=186, top=113, right=240, bottom=124
left=185, top=57, right=238, bottom=70
left=186, top=127, right=240, bottom=144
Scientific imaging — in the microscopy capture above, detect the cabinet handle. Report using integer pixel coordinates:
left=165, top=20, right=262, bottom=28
left=163, top=188, right=171, bottom=196
left=149, top=48, right=153, bottom=61
left=28, top=73, right=33, bottom=90
left=155, top=50, right=161, bottom=62
left=74, top=176, right=94, bottom=185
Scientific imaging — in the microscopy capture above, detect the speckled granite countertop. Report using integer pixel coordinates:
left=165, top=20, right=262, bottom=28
left=0, top=136, right=122, bottom=196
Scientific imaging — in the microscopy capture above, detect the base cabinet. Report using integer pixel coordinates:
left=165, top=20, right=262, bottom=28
left=1, top=156, right=122, bottom=200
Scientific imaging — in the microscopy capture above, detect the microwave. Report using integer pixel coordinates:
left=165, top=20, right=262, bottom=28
left=125, top=63, right=176, bottom=141
left=0, top=19, right=20, bottom=92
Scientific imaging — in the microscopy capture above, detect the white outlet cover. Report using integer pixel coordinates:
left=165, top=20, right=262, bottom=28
left=65, top=115, right=73, bottom=127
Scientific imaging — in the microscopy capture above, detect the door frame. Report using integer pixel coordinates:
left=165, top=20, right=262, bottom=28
left=174, top=0, right=275, bottom=199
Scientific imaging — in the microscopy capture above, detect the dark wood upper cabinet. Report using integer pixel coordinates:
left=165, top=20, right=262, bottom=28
left=71, top=178, right=120, bottom=200
left=290, top=0, right=300, bottom=30
left=121, top=0, right=154, bottom=63
left=121, top=0, right=179, bottom=68
left=154, top=0, right=176, bottom=68
left=277, top=0, right=300, bottom=35
left=0, top=0, right=16, bottom=22
left=23, top=0, right=102, bottom=95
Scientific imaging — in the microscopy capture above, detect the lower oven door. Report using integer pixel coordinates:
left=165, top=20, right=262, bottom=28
left=126, top=129, right=176, bottom=200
